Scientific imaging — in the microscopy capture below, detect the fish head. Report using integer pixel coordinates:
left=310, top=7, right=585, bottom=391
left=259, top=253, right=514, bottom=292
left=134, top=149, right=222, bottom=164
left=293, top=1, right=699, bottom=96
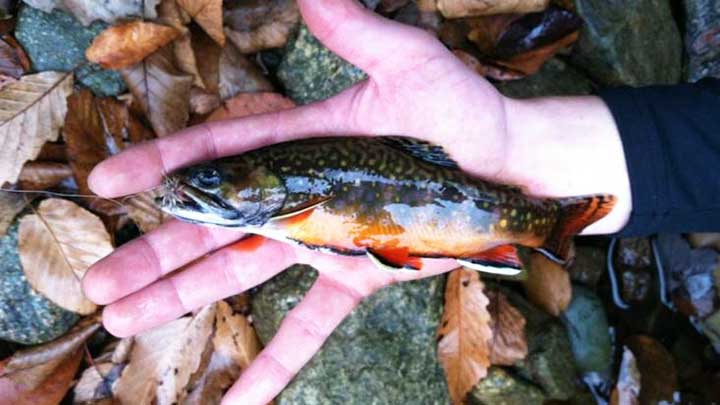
left=159, top=159, right=286, bottom=228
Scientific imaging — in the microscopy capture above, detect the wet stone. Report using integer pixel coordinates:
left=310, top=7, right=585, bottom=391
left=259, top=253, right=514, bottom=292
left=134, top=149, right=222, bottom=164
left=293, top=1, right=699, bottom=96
left=495, top=57, right=593, bottom=99
left=468, top=367, right=546, bottom=405
left=251, top=265, right=449, bottom=404
left=568, top=245, right=606, bottom=287
left=684, top=0, right=720, bottom=81
left=15, top=5, right=126, bottom=96
left=562, top=285, right=612, bottom=376
left=0, top=221, right=78, bottom=345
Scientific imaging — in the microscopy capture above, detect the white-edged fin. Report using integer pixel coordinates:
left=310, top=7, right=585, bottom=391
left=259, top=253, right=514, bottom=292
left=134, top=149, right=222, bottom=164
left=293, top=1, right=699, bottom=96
left=269, top=198, right=331, bottom=221
left=457, top=259, right=523, bottom=276
left=367, top=251, right=405, bottom=272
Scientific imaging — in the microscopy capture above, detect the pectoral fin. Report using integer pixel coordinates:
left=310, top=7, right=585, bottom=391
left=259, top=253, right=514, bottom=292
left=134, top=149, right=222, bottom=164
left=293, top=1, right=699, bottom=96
left=367, top=247, right=422, bottom=272
left=457, top=245, right=523, bottom=276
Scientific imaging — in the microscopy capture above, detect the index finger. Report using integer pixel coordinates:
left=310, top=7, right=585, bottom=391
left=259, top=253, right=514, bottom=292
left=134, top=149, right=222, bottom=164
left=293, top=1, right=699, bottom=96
left=88, top=91, right=366, bottom=198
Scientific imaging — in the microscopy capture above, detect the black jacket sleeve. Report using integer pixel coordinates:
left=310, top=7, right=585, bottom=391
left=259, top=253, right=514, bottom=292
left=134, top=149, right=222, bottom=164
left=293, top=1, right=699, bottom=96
left=598, top=78, right=720, bottom=236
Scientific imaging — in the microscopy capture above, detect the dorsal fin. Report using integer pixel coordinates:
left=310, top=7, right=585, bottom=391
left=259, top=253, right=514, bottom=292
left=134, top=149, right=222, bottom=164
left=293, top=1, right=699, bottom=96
left=380, top=137, right=460, bottom=169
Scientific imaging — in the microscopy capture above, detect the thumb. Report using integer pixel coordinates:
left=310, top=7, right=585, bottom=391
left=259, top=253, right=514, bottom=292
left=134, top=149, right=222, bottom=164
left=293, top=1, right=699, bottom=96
left=297, top=0, right=448, bottom=78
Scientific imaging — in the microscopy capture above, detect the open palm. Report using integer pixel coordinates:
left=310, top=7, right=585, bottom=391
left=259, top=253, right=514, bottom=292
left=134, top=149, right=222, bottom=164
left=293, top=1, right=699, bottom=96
left=83, top=0, right=517, bottom=403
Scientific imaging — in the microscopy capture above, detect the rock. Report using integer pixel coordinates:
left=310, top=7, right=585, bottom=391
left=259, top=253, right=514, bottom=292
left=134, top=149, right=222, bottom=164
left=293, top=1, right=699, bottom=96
left=277, top=24, right=367, bottom=105
left=252, top=265, right=449, bottom=404
left=468, top=367, right=546, bottom=405
left=494, top=58, right=593, bottom=99
left=562, top=285, right=612, bottom=376
left=569, top=0, right=682, bottom=86
left=15, top=5, right=126, bottom=96
left=568, top=245, right=605, bottom=287
left=493, top=284, right=579, bottom=400
left=684, top=0, right=720, bottom=81
left=0, top=220, right=78, bottom=345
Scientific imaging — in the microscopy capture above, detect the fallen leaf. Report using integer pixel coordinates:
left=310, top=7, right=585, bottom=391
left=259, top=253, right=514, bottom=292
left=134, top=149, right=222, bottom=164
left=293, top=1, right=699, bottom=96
left=86, top=21, right=180, bottom=69
left=113, top=304, right=216, bottom=404
left=177, top=0, right=225, bottom=45
left=416, top=0, right=438, bottom=12
left=486, top=289, right=528, bottom=365
left=0, top=191, right=27, bottom=237
left=610, top=346, right=641, bottom=405
left=218, top=42, right=274, bottom=100
left=157, top=0, right=203, bottom=88
left=18, top=198, right=113, bottom=314
left=125, top=189, right=170, bottom=233
left=206, top=92, right=295, bottom=122
left=192, top=27, right=223, bottom=94
left=184, top=301, right=262, bottom=404
left=73, top=338, right=132, bottom=404
left=121, top=46, right=193, bottom=136
left=465, top=14, right=523, bottom=55
left=624, top=335, right=677, bottom=404
left=437, top=0, right=549, bottom=18
left=190, top=86, right=221, bottom=115
left=0, top=319, right=100, bottom=405
left=35, top=142, right=68, bottom=162
left=17, top=161, right=73, bottom=191
left=453, top=49, right=524, bottom=81
left=688, top=233, right=720, bottom=251
left=495, top=31, right=578, bottom=75
left=438, top=268, right=492, bottom=404
left=225, top=0, right=300, bottom=53
left=0, top=71, right=73, bottom=187
left=0, top=37, right=29, bottom=82
left=23, top=0, right=161, bottom=26
left=525, top=252, right=572, bottom=316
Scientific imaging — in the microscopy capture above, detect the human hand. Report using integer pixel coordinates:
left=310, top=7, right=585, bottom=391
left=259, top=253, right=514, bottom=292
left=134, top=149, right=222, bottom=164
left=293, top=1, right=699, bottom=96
left=83, top=0, right=631, bottom=403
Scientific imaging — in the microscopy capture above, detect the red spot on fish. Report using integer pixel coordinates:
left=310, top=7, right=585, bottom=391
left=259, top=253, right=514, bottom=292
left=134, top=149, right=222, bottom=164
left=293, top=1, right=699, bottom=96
left=230, top=235, right=265, bottom=252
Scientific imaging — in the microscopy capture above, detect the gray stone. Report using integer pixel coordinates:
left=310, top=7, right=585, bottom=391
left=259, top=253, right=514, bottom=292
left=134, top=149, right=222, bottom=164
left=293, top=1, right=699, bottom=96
left=568, top=245, right=606, bottom=287
left=569, top=0, right=682, bottom=86
left=15, top=5, right=126, bottom=96
left=684, top=0, right=720, bottom=81
left=562, top=285, right=612, bottom=376
left=0, top=221, right=78, bottom=345
left=252, top=265, right=449, bottom=404
left=468, top=367, right=546, bottom=405
left=277, top=24, right=367, bottom=105
left=495, top=58, right=593, bottom=99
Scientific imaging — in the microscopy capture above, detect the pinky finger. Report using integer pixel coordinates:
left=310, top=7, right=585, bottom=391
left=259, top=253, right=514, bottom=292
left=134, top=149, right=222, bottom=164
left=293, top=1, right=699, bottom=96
left=221, top=277, right=363, bottom=405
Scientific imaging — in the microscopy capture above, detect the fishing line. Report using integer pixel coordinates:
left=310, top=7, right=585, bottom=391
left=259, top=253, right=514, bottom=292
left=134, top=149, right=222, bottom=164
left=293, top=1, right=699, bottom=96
left=0, top=185, right=165, bottom=210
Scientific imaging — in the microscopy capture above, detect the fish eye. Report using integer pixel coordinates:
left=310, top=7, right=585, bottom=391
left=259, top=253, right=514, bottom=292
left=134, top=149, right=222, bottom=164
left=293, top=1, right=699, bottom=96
left=193, top=167, right=222, bottom=189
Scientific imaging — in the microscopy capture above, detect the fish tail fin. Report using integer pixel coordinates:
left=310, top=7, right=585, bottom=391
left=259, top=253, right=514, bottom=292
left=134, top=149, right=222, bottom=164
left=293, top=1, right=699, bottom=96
left=538, top=194, right=616, bottom=264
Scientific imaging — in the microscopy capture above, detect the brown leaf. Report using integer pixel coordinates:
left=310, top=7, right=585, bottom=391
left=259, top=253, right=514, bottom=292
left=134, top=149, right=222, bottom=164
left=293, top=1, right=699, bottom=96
left=17, top=162, right=73, bottom=191
left=525, top=252, right=572, bottom=316
left=0, top=191, right=28, bottom=237
left=121, top=46, right=193, bottom=136
left=190, top=86, right=221, bottom=115
left=157, top=0, right=204, bottom=89
left=73, top=338, right=131, bottom=404
left=624, top=335, right=677, bottom=404
left=218, top=42, right=273, bottom=100
left=437, top=0, right=549, bottom=18
left=0, top=71, right=73, bottom=186
left=495, top=31, right=578, bottom=75
left=225, top=0, right=300, bottom=53
left=86, top=21, right=180, bottom=69
left=465, top=14, right=523, bottom=55
left=192, top=27, right=223, bottom=94
left=486, top=289, right=528, bottom=365
left=417, top=0, right=439, bottom=12
left=610, top=347, right=641, bottom=405
left=453, top=49, right=524, bottom=81
left=35, top=142, right=68, bottom=162
left=0, top=36, right=29, bottom=81
left=438, top=268, right=492, bottom=404
left=177, top=0, right=225, bottom=46
left=206, top=92, right=295, bottom=122
left=113, top=304, right=217, bottom=404
left=125, top=189, right=170, bottom=233
left=0, top=320, right=100, bottom=405
left=18, top=198, right=113, bottom=314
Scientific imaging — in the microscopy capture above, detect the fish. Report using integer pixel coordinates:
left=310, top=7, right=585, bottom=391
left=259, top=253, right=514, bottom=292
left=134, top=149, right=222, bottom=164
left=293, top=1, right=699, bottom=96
left=158, top=136, right=616, bottom=276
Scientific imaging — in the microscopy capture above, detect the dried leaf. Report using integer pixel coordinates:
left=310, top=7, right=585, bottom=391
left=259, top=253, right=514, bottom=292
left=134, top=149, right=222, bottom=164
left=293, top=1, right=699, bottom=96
left=0, top=320, right=100, bottom=405
left=486, top=289, right=528, bottom=365
left=190, top=86, right=221, bottom=115
left=453, top=49, right=524, bottom=81
left=177, top=0, right=225, bottom=46
left=525, top=252, right=572, bottom=316
left=610, top=347, right=641, bottom=405
left=23, top=0, right=161, bottom=26
left=218, top=42, right=273, bottom=100
left=438, top=268, right=492, bottom=404
left=121, top=46, right=193, bottom=136
left=125, top=189, right=170, bottom=233
left=437, top=0, right=549, bottom=18
left=0, top=37, right=29, bottom=80
left=157, top=0, right=203, bottom=88
left=0, top=71, right=73, bottom=186
left=17, top=161, right=73, bottom=191
left=624, top=335, right=677, bottom=404
left=86, top=21, right=180, bottom=69
left=113, top=304, right=216, bottom=405
left=18, top=198, right=113, bottom=314
left=185, top=301, right=262, bottom=404
left=417, top=0, right=438, bottom=12
left=74, top=338, right=130, bottom=404
left=206, top=92, right=295, bottom=122
left=495, top=31, right=578, bottom=75
left=225, top=0, right=300, bottom=53
left=0, top=191, right=27, bottom=237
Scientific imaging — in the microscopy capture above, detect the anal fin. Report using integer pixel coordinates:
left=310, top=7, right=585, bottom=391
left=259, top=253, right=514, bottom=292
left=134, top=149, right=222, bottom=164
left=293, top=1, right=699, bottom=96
left=367, top=247, right=422, bottom=272
left=458, top=245, right=523, bottom=276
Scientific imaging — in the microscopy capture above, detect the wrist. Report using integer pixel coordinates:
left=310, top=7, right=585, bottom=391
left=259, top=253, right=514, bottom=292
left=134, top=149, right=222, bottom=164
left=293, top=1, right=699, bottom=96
left=501, top=95, right=632, bottom=234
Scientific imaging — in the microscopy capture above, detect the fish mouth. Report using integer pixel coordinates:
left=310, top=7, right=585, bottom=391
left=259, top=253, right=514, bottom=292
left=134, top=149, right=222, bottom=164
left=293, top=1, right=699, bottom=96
left=159, top=179, right=241, bottom=221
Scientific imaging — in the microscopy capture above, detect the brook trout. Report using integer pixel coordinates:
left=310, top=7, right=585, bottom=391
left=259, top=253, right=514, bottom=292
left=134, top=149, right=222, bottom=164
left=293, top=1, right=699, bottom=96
left=159, top=137, right=615, bottom=275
